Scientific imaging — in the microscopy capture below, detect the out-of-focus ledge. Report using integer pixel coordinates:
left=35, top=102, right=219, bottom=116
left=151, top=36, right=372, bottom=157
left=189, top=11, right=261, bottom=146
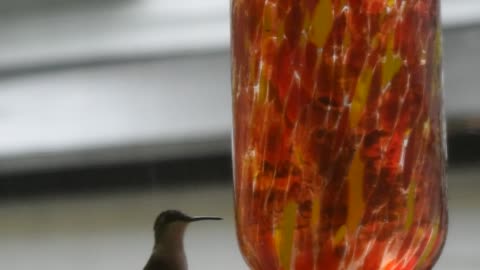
left=443, top=1, right=480, bottom=28
left=0, top=135, right=231, bottom=175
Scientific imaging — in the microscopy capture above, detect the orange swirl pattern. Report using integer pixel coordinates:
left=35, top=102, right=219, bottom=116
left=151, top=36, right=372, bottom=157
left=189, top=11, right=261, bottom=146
left=231, top=0, right=448, bottom=269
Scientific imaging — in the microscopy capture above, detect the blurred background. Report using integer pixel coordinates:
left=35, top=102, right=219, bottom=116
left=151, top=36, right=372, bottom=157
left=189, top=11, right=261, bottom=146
left=0, top=0, right=479, bottom=269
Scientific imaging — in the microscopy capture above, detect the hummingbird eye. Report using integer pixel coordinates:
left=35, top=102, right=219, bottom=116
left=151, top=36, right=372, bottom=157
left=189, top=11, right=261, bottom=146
left=153, top=213, right=170, bottom=230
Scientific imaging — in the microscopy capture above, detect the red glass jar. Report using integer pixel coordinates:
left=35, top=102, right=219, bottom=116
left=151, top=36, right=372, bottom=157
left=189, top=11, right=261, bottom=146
left=231, top=0, right=448, bottom=269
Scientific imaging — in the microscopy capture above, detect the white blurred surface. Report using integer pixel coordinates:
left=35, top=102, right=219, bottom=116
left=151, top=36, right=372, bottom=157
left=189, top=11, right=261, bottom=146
left=0, top=167, right=478, bottom=270
left=0, top=53, right=231, bottom=172
left=0, top=0, right=229, bottom=71
left=442, top=0, right=480, bottom=27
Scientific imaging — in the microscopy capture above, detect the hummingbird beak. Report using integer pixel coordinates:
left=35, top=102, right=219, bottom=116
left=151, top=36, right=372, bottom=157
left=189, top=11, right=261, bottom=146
left=189, top=216, right=222, bottom=222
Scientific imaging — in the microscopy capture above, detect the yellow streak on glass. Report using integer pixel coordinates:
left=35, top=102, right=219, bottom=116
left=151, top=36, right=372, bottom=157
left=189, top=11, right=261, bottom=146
left=382, top=35, right=402, bottom=88
left=309, top=0, right=333, bottom=48
left=435, top=29, right=443, bottom=64
left=417, top=219, right=441, bottom=267
left=346, top=151, right=366, bottom=232
left=387, top=0, right=396, bottom=8
left=423, top=121, right=431, bottom=139
left=262, top=2, right=285, bottom=40
left=371, top=34, right=381, bottom=50
left=248, top=50, right=260, bottom=87
left=311, top=198, right=321, bottom=230
left=292, top=145, right=305, bottom=168
left=333, top=225, right=348, bottom=246
left=274, top=201, right=298, bottom=270
left=262, top=2, right=275, bottom=33
left=258, top=72, right=269, bottom=104
left=302, top=7, right=312, bottom=33
left=405, top=181, right=417, bottom=230
left=351, top=68, right=374, bottom=127
left=343, top=29, right=351, bottom=48
left=433, top=29, right=443, bottom=95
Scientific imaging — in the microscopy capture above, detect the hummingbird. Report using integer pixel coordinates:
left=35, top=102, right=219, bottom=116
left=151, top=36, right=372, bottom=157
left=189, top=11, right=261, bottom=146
left=143, top=210, right=222, bottom=270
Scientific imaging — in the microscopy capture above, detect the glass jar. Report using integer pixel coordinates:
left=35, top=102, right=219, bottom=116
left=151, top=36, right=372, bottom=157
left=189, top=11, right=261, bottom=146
left=231, top=0, right=448, bottom=269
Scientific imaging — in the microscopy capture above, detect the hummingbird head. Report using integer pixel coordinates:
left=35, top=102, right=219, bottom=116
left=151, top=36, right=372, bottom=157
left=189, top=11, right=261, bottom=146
left=154, top=210, right=222, bottom=231
left=154, top=210, right=192, bottom=232
left=152, top=210, right=222, bottom=249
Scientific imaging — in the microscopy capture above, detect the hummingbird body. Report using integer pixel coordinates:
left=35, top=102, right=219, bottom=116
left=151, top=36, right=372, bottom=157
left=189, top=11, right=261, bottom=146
left=143, top=210, right=221, bottom=270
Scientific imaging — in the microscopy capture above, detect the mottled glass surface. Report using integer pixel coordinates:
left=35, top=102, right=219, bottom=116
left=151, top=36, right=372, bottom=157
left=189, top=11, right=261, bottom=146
left=231, top=0, right=448, bottom=269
